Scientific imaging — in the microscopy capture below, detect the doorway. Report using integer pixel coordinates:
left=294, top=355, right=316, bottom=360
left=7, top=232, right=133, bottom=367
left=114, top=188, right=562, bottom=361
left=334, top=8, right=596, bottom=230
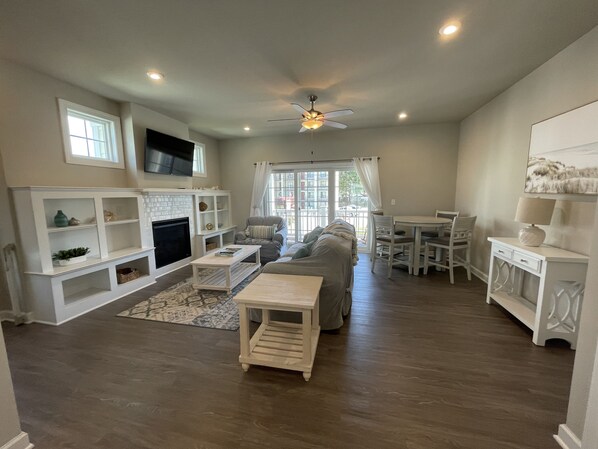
left=264, top=168, right=369, bottom=247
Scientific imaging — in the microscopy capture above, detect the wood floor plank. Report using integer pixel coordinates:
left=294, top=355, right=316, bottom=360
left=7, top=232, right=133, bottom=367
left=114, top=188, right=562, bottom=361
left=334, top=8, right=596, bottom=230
left=2, top=259, right=574, bottom=449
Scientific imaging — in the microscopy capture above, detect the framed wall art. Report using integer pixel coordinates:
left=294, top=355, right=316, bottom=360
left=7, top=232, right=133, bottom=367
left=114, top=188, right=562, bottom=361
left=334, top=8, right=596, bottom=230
left=525, top=99, right=598, bottom=195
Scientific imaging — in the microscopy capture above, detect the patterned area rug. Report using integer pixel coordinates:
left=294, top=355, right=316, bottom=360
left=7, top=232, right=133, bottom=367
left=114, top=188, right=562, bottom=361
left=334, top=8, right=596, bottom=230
left=117, top=270, right=259, bottom=331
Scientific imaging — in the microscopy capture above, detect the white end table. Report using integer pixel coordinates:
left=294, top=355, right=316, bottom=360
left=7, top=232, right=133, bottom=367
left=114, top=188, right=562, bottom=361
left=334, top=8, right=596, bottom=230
left=233, top=273, right=324, bottom=381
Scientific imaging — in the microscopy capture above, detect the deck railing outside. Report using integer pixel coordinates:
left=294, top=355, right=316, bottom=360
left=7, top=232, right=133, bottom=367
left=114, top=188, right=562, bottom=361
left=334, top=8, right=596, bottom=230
left=277, top=208, right=369, bottom=247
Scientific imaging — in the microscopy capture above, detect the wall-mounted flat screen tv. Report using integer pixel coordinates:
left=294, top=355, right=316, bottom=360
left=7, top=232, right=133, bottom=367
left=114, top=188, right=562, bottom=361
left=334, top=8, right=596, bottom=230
left=144, top=128, right=194, bottom=177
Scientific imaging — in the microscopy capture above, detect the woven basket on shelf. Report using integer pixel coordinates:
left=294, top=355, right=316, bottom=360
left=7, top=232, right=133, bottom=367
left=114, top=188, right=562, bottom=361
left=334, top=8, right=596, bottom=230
left=116, top=267, right=140, bottom=284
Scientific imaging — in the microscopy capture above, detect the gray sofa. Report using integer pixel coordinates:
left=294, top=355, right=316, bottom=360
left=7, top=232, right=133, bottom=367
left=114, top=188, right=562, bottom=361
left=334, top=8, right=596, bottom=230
left=250, top=219, right=356, bottom=330
left=234, top=216, right=288, bottom=264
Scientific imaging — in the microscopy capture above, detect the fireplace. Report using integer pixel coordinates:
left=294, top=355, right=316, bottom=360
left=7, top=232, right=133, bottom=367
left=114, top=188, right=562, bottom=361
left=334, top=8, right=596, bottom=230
left=152, top=218, right=192, bottom=268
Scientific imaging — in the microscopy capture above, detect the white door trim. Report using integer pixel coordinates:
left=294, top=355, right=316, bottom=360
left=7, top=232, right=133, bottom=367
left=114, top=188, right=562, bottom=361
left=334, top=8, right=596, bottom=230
left=0, top=432, right=33, bottom=449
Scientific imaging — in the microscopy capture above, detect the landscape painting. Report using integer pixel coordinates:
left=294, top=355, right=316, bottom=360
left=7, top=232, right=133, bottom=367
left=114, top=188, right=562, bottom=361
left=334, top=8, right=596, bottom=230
left=525, top=100, right=598, bottom=194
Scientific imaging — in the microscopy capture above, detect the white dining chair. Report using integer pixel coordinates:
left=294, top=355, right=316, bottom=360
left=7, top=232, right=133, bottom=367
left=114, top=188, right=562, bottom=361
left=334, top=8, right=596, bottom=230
left=371, top=214, right=414, bottom=278
left=421, top=210, right=460, bottom=239
left=423, top=216, right=476, bottom=284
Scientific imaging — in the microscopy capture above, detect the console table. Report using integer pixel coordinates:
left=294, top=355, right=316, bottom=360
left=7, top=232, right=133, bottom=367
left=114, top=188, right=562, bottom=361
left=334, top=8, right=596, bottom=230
left=486, top=237, right=588, bottom=349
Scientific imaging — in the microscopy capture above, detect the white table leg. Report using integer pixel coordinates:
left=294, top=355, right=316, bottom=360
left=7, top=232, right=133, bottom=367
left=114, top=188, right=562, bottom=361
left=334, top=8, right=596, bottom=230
left=313, top=294, right=320, bottom=329
left=412, top=226, right=422, bottom=275
left=192, top=264, right=199, bottom=284
left=238, top=304, right=250, bottom=371
left=225, top=267, right=232, bottom=294
left=302, top=309, right=312, bottom=381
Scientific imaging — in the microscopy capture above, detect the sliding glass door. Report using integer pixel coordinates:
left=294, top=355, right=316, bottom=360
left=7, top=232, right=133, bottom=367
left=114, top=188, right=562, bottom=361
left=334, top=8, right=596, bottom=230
left=265, top=168, right=369, bottom=248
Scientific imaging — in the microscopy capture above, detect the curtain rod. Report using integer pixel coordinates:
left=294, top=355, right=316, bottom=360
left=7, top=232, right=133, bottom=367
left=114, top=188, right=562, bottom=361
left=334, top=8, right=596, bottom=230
left=254, top=157, right=380, bottom=166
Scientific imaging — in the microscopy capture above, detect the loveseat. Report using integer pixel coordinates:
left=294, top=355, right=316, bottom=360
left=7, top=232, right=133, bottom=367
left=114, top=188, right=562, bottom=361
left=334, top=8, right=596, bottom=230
left=234, top=216, right=287, bottom=264
left=250, top=219, right=356, bottom=330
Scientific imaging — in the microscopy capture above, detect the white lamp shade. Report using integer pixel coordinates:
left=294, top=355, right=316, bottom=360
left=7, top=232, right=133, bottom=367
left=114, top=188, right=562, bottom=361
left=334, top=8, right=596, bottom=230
left=515, top=197, right=555, bottom=225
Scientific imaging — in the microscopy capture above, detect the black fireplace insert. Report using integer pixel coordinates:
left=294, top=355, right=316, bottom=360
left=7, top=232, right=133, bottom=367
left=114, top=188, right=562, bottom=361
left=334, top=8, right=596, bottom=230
left=152, top=218, right=192, bottom=268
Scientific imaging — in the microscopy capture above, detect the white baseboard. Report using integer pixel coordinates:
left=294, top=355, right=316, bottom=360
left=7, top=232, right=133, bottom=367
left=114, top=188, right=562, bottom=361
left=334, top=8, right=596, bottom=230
left=154, top=258, right=191, bottom=279
left=0, top=432, right=33, bottom=449
left=471, top=265, right=488, bottom=284
left=0, top=311, right=34, bottom=324
left=554, top=424, right=581, bottom=449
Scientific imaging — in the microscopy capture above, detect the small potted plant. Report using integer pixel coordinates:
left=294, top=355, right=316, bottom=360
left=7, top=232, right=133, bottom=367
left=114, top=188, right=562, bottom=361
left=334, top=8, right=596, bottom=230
left=52, top=247, right=91, bottom=266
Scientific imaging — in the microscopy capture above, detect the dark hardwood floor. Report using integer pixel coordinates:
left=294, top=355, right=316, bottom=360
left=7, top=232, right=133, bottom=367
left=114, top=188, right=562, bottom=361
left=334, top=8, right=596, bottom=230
left=2, top=259, right=574, bottom=449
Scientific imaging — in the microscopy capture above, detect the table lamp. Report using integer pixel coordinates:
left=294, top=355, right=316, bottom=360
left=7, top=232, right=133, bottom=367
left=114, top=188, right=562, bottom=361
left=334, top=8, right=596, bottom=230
left=515, top=197, right=556, bottom=246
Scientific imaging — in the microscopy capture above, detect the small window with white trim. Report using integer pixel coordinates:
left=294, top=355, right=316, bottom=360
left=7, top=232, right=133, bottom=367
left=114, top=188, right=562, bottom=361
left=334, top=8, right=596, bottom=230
left=193, top=142, right=207, bottom=177
left=58, top=99, right=125, bottom=169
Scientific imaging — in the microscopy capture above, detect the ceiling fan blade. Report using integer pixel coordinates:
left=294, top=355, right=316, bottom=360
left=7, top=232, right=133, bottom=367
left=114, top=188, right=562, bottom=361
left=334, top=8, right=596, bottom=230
left=322, top=109, right=354, bottom=119
left=291, top=103, right=310, bottom=116
left=299, top=126, right=309, bottom=133
left=267, top=118, right=301, bottom=122
left=323, top=120, right=347, bottom=129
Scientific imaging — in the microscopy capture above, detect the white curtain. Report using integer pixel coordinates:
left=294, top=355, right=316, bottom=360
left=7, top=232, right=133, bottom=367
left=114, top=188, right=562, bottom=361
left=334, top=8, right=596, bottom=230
left=249, top=161, right=272, bottom=216
left=353, top=157, right=383, bottom=255
left=353, top=157, right=382, bottom=210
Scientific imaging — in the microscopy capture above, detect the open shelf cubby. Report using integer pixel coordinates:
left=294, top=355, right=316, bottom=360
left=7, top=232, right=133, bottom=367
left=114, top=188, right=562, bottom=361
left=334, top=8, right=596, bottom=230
left=62, top=268, right=111, bottom=305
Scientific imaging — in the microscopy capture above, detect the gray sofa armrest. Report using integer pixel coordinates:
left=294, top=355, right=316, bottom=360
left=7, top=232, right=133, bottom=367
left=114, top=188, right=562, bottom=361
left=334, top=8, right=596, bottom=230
left=234, top=231, right=247, bottom=242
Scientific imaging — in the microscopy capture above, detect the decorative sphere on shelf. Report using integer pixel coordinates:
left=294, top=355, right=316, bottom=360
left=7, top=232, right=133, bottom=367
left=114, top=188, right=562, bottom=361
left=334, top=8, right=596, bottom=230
left=199, top=202, right=208, bottom=211
left=206, top=223, right=214, bottom=230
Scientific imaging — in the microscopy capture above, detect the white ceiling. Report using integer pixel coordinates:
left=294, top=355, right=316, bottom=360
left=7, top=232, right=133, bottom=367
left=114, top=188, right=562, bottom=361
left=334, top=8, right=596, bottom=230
left=1, top=1, right=598, bottom=139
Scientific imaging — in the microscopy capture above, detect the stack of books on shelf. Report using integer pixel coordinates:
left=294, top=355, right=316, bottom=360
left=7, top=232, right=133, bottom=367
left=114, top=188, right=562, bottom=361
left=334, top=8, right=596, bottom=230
left=215, top=247, right=242, bottom=257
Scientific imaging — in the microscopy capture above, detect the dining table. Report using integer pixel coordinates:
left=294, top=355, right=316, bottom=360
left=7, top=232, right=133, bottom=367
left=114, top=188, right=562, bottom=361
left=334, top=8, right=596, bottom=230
left=393, top=215, right=452, bottom=275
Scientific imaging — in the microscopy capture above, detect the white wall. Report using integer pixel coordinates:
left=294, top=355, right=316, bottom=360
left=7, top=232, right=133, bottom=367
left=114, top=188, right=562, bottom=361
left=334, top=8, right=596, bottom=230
left=454, top=26, right=598, bottom=439
left=455, top=28, right=598, bottom=275
left=119, top=104, right=222, bottom=189
left=0, top=152, right=16, bottom=311
left=189, top=130, right=221, bottom=189
left=219, top=123, right=460, bottom=229
left=568, top=201, right=598, bottom=441
left=0, top=325, right=29, bottom=447
left=0, top=58, right=128, bottom=188
left=121, top=102, right=191, bottom=189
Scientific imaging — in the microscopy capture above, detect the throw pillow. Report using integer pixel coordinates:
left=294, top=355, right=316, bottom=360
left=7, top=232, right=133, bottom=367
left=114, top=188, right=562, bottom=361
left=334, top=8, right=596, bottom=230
left=303, top=226, right=324, bottom=243
left=292, top=240, right=315, bottom=260
left=246, top=225, right=275, bottom=240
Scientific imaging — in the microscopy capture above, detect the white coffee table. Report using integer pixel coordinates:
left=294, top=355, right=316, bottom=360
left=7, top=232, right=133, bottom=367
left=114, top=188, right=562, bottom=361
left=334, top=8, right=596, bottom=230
left=190, top=245, right=261, bottom=293
left=233, top=273, right=324, bottom=381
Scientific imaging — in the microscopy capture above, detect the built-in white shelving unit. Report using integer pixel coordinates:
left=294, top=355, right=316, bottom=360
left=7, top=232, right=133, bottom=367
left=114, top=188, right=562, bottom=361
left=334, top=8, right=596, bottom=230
left=194, top=190, right=236, bottom=255
left=11, top=187, right=156, bottom=325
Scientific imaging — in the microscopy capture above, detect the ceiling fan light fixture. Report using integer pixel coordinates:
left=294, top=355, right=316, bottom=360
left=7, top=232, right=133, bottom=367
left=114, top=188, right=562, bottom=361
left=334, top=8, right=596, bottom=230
left=302, top=119, right=323, bottom=130
left=146, top=70, right=164, bottom=80
left=439, top=21, right=461, bottom=36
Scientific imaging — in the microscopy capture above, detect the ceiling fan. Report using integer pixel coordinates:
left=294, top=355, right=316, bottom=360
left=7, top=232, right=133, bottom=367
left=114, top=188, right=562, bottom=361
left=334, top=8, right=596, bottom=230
left=268, top=95, right=353, bottom=132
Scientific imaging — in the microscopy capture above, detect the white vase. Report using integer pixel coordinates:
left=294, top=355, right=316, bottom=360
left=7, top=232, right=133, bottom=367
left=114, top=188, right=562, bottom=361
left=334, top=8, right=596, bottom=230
left=58, top=255, right=87, bottom=266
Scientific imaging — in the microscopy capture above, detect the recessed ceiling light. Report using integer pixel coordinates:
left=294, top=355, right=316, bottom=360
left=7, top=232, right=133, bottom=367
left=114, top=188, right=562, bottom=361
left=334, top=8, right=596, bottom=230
left=398, top=112, right=408, bottom=120
left=146, top=71, right=164, bottom=81
left=243, top=126, right=251, bottom=131
left=439, top=21, right=461, bottom=36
